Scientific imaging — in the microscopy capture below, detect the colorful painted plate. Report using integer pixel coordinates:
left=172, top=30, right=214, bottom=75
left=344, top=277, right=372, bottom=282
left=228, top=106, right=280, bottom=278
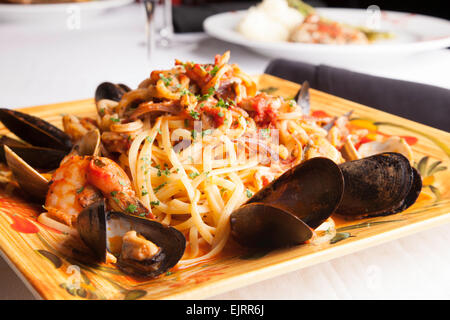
left=0, top=74, right=449, bottom=299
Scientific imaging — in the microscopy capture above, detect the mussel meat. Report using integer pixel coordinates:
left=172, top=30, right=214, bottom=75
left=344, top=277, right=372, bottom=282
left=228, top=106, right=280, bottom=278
left=230, top=157, right=344, bottom=248
left=77, top=200, right=186, bottom=278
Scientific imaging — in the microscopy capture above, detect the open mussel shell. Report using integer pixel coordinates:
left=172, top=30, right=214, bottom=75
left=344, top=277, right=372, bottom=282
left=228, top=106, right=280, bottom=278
left=4, top=130, right=101, bottom=201
left=77, top=200, right=186, bottom=278
left=95, top=82, right=130, bottom=103
left=0, top=135, right=28, bottom=162
left=0, top=108, right=72, bottom=152
left=1, top=134, right=67, bottom=170
left=335, top=152, right=422, bottom=218
left=230, top=203, right=313, bottom=248
left=230, top=157, right=344, bottom=248
left=4, top=145, right=49, bottom=200
left=246, top=157, right=344, bottom=229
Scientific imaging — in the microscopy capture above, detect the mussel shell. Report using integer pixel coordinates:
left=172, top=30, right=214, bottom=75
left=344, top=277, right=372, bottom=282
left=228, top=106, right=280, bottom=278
left=335, top=152, right=420, bottom=218
left=77, top=200, right=108, bottom=261
left=294, top=81, right=310, bottom=115
left=0, top=135, right=28, bottom=162
left=77, top=200, right=186, bottom=278
left=247, top=157, right=344, bottom=229
left=0, top=108, right=72, bottom=152
left=4, top=146, right=49, bottom=201
left=95, top=82, right=130, bottom=103
left=230, top=203, right=313, bottom=248
left=6, top=145, right=66, bottom=170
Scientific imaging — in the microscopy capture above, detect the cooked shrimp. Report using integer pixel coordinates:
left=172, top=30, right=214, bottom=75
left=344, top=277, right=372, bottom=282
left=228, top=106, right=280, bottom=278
left=45, top=155, right=153, bottom=227
left=45, top=155, right=92, bottom=226
left=86, top=157, right=152, bottom=218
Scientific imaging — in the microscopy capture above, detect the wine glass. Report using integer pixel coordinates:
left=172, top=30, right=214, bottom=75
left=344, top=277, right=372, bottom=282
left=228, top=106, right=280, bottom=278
left=143, top=0, right=157, bottom=70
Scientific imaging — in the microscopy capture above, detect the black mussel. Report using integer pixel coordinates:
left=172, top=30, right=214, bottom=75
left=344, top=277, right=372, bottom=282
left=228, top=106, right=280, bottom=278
left=0, top=135, right=28, bottom=162
left=294, top=81, right=310, bottom=115
left=230, top=203, right=313, bottom=248
left=4, top=146, right=49, bottom=200
left=4, top=130, right=101, bottom=201
left=335, top=152, right=422, bottom=218
left=77, top=200, right=186, bottom=278
left=95, top=82, right=130, bottom=103
left=230, top=157, right=344, bottom=248
left=4, top=145, right=66, bottom=170
left=0, top=108, right=72, bottom=152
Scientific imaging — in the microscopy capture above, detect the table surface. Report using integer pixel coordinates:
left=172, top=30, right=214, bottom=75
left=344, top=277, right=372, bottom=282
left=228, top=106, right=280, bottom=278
left=0, top=3, right=449, bottom=300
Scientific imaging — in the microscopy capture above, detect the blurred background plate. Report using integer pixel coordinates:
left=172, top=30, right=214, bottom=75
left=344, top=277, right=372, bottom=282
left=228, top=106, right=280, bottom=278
left=0, top=0, right=134, bottom=22
left=203, top=8, right=450, bottom=66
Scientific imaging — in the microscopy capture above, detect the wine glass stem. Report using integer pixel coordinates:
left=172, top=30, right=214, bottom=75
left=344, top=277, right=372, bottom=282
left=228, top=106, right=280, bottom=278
left=144, top=0, right=156, bottom=70
left=160, top=0, right=174, bottom=46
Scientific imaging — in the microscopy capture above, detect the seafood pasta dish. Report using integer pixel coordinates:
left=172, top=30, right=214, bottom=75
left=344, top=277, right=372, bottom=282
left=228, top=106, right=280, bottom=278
left=0, top=52, right=421, bottom=278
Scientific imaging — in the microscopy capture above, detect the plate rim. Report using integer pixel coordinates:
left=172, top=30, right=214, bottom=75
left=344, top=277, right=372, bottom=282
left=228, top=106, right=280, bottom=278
left=0, top=0, right=134, bottom=13
left=0, top=74, right=449, bottom=299
left=203, top=8, right=450, bottom=54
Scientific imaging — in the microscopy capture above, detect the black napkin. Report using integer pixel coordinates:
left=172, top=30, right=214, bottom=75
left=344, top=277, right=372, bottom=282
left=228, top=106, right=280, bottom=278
left=173, top=2, right=258, bottom=33
left=172, top=1, right=326, bottom=33
left=265, top=59, right=450, bottom=132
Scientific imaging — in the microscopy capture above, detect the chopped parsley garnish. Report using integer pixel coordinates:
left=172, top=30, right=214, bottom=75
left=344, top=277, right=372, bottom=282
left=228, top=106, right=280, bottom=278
left=110, top=191, right=118, bottom=196
left=246, top=189, right=253, bottom=198
left=189, top=172, right=199, bottom=179
left=201, top=129, right=212, bottom=137
left=150, top=200, right=160, bottom=206
left=154, top=182, right=167, bottom=193
left=217, top=111, right=224, bottom=117
left=197, top=87, right=215, bottom=101
left=216, top=98, right=230, bottom=109
left=110, top=117, right=120, bottom=123
left=260, top=128, right=271, bottom=138
left=76, top=186, right=84, bottom=194
left=209, top=65, right=219, bottom=76
left=126, top=204, right=137, bottom=213
left=159, top=73, right=172, bottom=86
left=180, top=88, right=190, bottom=96
left=141, top=190, right=148, bottom=196
left=189, top=110, right=200, bottom=120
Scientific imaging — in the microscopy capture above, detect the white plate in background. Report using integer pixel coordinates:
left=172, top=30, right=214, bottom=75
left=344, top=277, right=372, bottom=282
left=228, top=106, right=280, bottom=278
left=203, top=8, right=450, bottom=65
left=0, top=0, right=134, bottom=22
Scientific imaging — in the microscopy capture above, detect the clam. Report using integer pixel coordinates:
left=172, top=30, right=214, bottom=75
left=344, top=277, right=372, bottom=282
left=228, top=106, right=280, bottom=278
left=230, top=157, right=344, bottom=248
left=358, top=136, right=413, bottom=161
left=335, top=152, right=422, bottom=218
left=77, top=200, right=186, bottom=278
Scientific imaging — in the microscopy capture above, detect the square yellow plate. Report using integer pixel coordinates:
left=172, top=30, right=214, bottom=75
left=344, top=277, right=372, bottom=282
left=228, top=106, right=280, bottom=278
left=0, top=74, right=449, bottom=300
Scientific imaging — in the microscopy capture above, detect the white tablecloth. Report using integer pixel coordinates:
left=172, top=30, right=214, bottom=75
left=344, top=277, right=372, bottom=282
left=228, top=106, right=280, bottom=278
left=0, top=3, right=449, bottom=300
